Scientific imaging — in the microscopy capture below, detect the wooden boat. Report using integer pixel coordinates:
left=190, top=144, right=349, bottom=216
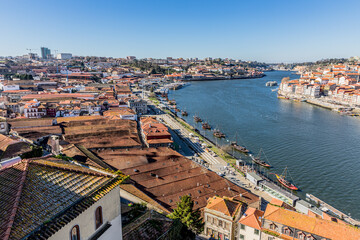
left=213, top=129, right=225, bottom=138
left=231, top=133, right=249, bottom=153
left=275, top=167, right=298, bottom=191
left=277, top=95, right=289, bottom=100
left=250, top=149, right=271, bottom=168
left=231, top=142, right=249, bottom=153
left=181, top=110, right=188, bottom=116
left=194, top=115, right=202, bottom=122
left=168, top=100, right=176, bottom=105
left=202, top=122, right=211, bottom=130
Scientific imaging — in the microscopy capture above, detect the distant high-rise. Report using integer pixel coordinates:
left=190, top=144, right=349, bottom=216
left=41, top=47, right=51, bottom=59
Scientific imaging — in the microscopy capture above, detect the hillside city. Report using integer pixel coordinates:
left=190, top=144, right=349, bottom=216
left=0, top=49, right=360, bottom=240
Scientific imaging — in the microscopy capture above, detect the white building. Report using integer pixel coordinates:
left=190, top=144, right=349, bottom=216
left=204, top=196, right=245, bottom=240
left=237, top=207, right=264, bottom=240
left=0, top=83, right=20, bottom=91
left=56, top=53, right=73, bottom=60
left=0, top=157, right=124, bottom=240
left=24, top=99, right=46, bottom=118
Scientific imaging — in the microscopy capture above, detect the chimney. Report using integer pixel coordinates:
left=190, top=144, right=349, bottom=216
left=50, top=135, right=60, bottom=155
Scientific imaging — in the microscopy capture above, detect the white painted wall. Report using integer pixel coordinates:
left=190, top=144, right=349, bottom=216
left=49, top=186, right=122, bottom=240
left=238, top=224, right=261, bottom=240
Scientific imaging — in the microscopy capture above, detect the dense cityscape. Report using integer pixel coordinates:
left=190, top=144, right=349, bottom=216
left=1, top=0, right=360, bottom=239
left=0, top=46, right=359, bottom=240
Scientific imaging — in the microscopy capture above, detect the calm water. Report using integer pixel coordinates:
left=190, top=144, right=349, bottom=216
left=169, top=71, right=360, bottom=219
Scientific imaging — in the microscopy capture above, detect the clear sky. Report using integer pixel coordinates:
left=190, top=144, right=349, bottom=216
left=1, top=0, right=359, bottom=63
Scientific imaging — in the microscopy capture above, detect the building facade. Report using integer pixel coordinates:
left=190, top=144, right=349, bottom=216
left=128, top=99, right=147, bottom=114
left=41, top=47, right=51, bottom=59
left=204, top=196, right=245, bottom=240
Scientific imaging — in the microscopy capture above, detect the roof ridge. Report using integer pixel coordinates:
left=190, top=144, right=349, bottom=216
left=239, top=210, right=262, bottom=229
left=74, top=144, right=113, bottom=170
left=29, top=159, right=111, bottom=177
left=3, top=160, right=29, bottom=240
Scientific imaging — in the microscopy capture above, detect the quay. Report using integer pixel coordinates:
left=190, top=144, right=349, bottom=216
left=182, top=74, right=265, bottom=81
left=307, top=193, right=360, bottom=226
left=306, top=98, right=343, bottom=111
left=146, top=91, right=360, bottom=223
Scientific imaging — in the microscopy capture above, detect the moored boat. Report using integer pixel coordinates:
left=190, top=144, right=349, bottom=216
left=213, top=129, right=225, bottom=138
left=231, top=133, right=249, bottom=153
left=202, top=122, right=211, bottom=130
left=250, top=149, right=271, bottom=167
left=231, top=142, right=249, bottom=153
left=275, top=167, right=298, bottom=191
left=277, top=95, right=289, bottom=100
left=194, top=115, right=202, bottom=122
left=181, top=110, right=188, bottom=116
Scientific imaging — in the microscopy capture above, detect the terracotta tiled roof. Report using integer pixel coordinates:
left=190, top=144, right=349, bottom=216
left=8, top=119, right=54, bottom=129
left=264, top=204, right=360, bottom=240
left=0, top=157, right=124, bottom=240
left=14, top=126, right=62, bottom=141
left=98, top=147, right=259, bottom=211
left=205, top=196, right=242, bottom=217
left=63, top=118, right=141, bottom=149
left=238, top=207, right=264, bottom=230
left=0, top=134, right=32, bottom=160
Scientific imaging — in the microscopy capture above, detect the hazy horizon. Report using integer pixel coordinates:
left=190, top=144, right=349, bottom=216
left=1, top=0, right=359, bottom=63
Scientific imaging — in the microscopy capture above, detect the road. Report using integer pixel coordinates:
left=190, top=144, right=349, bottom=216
left=158, top=114, right=221, bottom=165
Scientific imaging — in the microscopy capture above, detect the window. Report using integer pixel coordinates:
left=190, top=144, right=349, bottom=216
left=70, top=225, right=80, bottom=240
left=270, top=223, right=277, bottom=230
left=254, top=229, right=260, bottom=235
left=219, top=220, right=223, bottom=227
left=298, top=233, right=305, bottom=240
left=239, top=234, right=245, bottom=240
left=95, top=206, right=103, bottom=229
left=240, top=224, right=245, bottom=230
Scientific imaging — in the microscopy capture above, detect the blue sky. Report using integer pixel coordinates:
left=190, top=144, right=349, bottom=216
left=1, top=0, right=359, bottom=62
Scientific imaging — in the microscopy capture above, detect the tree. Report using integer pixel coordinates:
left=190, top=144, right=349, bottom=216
left=167, top=195, right=204, bottom=235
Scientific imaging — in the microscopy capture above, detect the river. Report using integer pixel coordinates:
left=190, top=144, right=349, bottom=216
left=169, top=71, right=360, bottom=220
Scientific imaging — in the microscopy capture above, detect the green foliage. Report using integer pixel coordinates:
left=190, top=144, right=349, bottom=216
left=54, top=154, right=74, bottom=161
left=13, top=73, right=33, bottom=80
left=126, top=203, right=147, bottom=222
left=159, top=219, right=195, bottom=240
left=20, top=145, right=43, bottom=159
left=167, top=195, right=204, bottom=235
left=262, top=229, right=280, bottom=237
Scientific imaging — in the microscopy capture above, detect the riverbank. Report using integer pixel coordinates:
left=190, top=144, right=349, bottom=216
left=167, top=70, right=360, bottom=220
left=182, top=73, right=265, bottom=81
left=278, top=91, right=360, bottom=116
left=155, top=99, right=360, bottom=226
